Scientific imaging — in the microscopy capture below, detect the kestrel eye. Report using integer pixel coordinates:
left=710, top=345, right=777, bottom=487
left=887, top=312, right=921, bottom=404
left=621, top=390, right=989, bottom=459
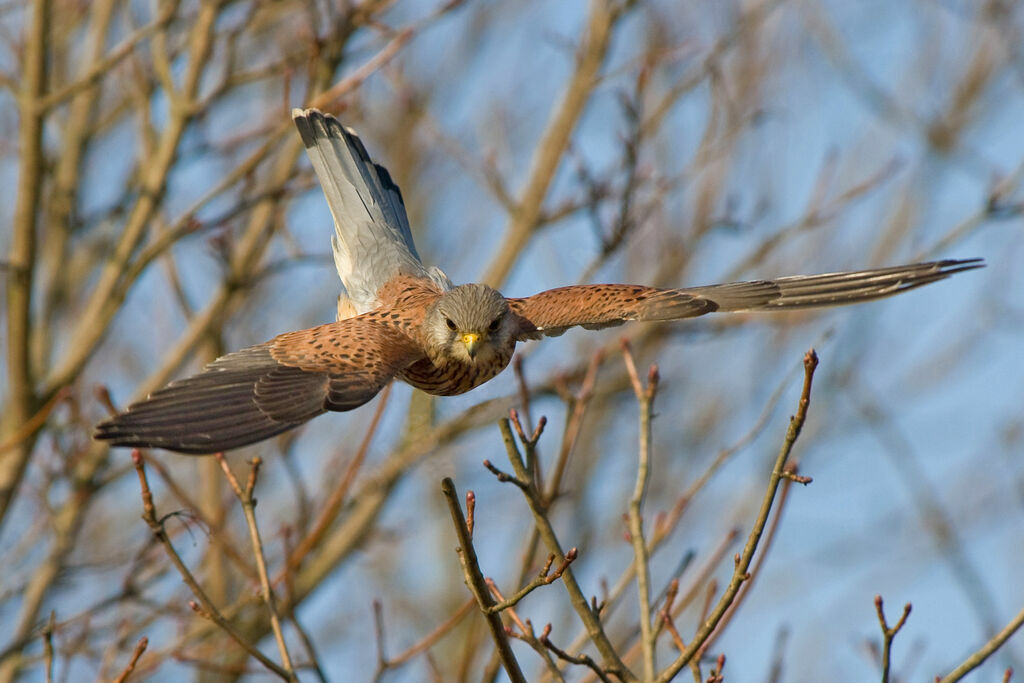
left=445, top=318, right=457, bottom=331
left=488, top=318, right=501, bottom=332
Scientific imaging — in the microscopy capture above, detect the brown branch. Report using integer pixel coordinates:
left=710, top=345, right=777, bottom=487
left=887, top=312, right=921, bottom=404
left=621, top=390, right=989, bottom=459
left=621, top=341, right=659, bottom=681
left=382, top=599, right=474, bottom=669
left=112, top=637, right=149, bottom=683
left=0, top=387, right=69, bottom=456
left=654, top=349, right=819, bottom=682
left=482, top=0, right=632, bottom=287
left=561, top=353, right=808, bottom=661
left=495, top=419, right=635, bottom=682
left=488, top=586, right=565, bottom=681
left=485, top=550, right=577, bottom=615
left=440, top=477, right=526, bottom=683
left=215, top=454, right=297, bottom=680
left=285, top=384, right=392, bottom=573
left=0, top=0, right=49, bottom=529
left=131, top=452, right=292, bottom=680
left=937, top=602, right=1024, bottom=683
left=41, top=612, right=54, bottom=683
left=701, top=461, right=806, bottom=653
left=874, top=595, right=911, bottom=683
left=41, top=2, right=221, bottom=404
left=36, top=2, right=176, bottom=112
left=539, top=624, right=613, bottom=683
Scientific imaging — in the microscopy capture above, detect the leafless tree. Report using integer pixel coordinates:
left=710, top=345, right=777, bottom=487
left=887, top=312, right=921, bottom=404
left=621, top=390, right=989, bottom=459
left=1, top=0, right=1022, bottom=680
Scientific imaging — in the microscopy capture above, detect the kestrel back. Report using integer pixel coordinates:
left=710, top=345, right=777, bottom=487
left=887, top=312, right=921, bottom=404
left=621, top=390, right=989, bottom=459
left=94, top=109, right=983, bottom=454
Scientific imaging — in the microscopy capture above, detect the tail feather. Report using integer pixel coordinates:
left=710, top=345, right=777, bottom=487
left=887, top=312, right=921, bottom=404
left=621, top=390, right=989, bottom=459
left=292, top=108, right=430, bottom=313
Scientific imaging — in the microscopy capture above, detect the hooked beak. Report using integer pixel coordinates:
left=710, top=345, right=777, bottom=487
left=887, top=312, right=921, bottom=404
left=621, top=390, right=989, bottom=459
left=461, top=333, right=480, bottom=359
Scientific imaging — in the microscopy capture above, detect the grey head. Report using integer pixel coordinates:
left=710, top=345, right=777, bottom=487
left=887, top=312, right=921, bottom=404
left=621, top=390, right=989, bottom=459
left=422, top=284, right=515, bottom=365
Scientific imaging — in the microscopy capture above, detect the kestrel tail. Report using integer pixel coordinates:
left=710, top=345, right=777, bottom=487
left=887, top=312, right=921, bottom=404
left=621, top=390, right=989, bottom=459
left=93, top=108, right=984, bottom=454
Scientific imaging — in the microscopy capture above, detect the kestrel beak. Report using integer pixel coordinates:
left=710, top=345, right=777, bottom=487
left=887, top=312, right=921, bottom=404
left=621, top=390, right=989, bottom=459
left=461, top=333, right=480, bottom=359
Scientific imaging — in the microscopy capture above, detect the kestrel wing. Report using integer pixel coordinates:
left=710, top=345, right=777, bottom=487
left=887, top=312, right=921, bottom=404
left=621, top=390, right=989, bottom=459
left=508, top=284, right=712, bottom=338
left=292, top=108, right=450, bottom=314
left=95, top=316, right=422, bottom=454
left=510, top=259, right=983, bottom=339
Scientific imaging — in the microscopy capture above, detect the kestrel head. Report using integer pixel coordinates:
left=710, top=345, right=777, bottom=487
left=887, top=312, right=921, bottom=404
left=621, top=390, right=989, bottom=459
left=423, top=284, right=514, bottom=364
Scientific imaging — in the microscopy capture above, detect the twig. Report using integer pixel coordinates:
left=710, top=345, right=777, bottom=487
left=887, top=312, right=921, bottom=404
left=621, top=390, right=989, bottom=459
left=485, top=550, right=577, bottom=614
left=937, top=602, right=1024, bottom=683
left=494, top=419, right=635, bottom=682
left=112, top=637, right=149, bottom=683
left=563, top=350, right=807, bottom=661
left=131, top=452, right=291, bottom=680
left=513, top=356, right=535, bottom=440
left=540, top=624, right=613, bottom=683
left=382, top=599, right=475, bottom=669
left=547, top=350, right=603, bottom=503
left=41, top=2, right=221, bottom=403
left=0, top=386, right=69, bottom=456
left=765, top=626, right=789, bottom=683
left=482, top=0, right=633, bottom=287
left=706, top=653, right=726, bottom=683
left=874, top=595, right=911, bottom=683
left=621, top=340, right=659, bottom=681
left=510, top=409, right=548, bottom=489
left=440, top=477, right=526, bottom=683
left=659, top=582, right=687, bottom=653
left=373, top=600, right=387, bottom=674
left=278, top=528, right=328, bottom=683
left=654, top=349, right=819, bottom=682
left=36, top=2, right=176, bottom=111
left=465, top=490, right=476, bottom=539
left=214, top=454, right=297, bottom=681
left=42, top=612, right=54, bottom=683
left=487, top=584, right=565, bottom=680
left=702, top=461, right=805, bottom=652
left=309, top=28, right=413, bottom=110
left=286, top=383, right=391, bottom=573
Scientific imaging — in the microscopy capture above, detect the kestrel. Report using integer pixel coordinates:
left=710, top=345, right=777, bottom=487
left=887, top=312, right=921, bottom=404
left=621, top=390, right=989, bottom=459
left=95, top=108, right=983, bottom=454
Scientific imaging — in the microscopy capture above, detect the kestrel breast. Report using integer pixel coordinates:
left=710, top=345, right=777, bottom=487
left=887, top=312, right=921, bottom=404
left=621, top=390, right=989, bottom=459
left=398, top=346, right=515, bottom=396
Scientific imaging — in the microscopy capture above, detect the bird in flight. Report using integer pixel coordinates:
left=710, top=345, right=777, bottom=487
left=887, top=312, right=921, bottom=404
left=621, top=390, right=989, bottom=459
left=95, top=108, right=983, bottom=454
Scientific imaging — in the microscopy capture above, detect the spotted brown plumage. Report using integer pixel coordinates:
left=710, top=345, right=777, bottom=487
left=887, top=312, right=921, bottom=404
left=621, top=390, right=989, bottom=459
left=93, top=108, right=984, bottom=454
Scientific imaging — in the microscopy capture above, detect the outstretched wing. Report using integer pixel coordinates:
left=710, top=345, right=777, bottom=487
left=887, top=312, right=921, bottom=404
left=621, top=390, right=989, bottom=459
left=509, top=259, right=983, bottom=339
left=95, top=317, right=422, bottom=454
left=292, top=108, right=449, bottom=314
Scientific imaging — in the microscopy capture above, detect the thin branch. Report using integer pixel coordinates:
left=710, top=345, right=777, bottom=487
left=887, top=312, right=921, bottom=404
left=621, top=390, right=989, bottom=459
left=41, top=2, right=221, bottom=400
left=215, top=454, right=297, bottom=681
left=382, top=599, right=474, bottom=670
left=41, top=612, right=54, bottom=683
left=938, top=602, right=1024, bottom=683
left=483, top=0, right=632, bottom=287
left=36, top=2, right=177, bottom=111
left=654, top=349, right=819, bottom=682
left=485, top=550, right=577, bottom=615
left=621, top=340, right=659, bottom=681
left=495, top=419, right=635, bottom=682
left=539, top=623, right=613, bottom=683
left=492, top=596, right=565, bottom=681
left=874, top=595, right=911, bottom=683
left=440, top=477, right=526, bottom=683
left=112, top=637, right=149, bottom=683
left=130, top=452, right=292, bottom=680
left=286, top=384, right=392, bottom=573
